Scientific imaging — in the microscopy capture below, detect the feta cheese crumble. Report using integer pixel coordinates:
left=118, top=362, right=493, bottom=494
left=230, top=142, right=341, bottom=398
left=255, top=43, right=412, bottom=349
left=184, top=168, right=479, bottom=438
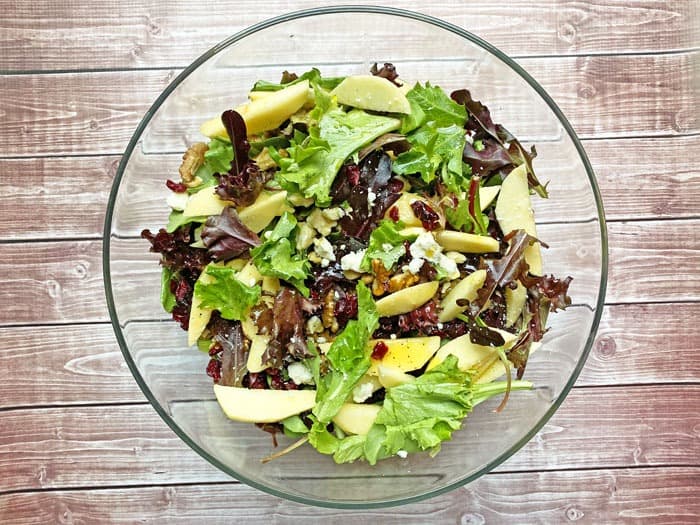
left=352, top=381, right=375, bottom=403
left=287, top=362, right=314, bottom=385
left=340, top=249, right=367, bottom=273
left=408, top=232, right=460, bottom=279
left=396, top=450, right=408, bottom=459
left=166, top=192, right=189, bottom=211
left=313, top=237, right=336, bottom=264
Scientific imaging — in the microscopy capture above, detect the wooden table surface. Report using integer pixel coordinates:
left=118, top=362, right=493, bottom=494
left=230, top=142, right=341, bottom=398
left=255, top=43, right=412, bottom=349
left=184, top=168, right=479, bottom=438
left=1, top=1, right=698, bottom=522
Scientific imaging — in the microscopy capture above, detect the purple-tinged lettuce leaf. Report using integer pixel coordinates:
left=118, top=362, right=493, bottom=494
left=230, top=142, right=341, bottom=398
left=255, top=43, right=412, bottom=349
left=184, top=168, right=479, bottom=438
left=201, top=207, right=261, bottom=261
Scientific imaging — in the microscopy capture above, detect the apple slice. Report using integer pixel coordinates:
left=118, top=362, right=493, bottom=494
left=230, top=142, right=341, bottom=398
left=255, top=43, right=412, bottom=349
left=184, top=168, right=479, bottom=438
left=332, top=403, right=381, bottom=435
left=237, top=190, right=291, bottom=233
left=376, top=364, right=416, bottom=389
left=331, top=75, right=411, bottom=114
left=187, top=265, right=218, bottom=345
left=479, top=185, right=501, bottom=210
left=384, top=192, right=432, bottom=227
left=427, top=330, right=517, bottom=372
left=438, top=269, right=487, bottom=322
left=236, top=260, right=262, bottom=287
left=494, top=164, right=542, bottom=275
left=475, top=341, right=541, bottom=384
left=214, top=385, right=316, bottom=423
left=246, top=334, right=271, bottom=373
left=375, top=281, right=439, bottom=317
left=368, top=336, right=441, bottom=375
left=201, top=80, right=311, bottom=138
left=182, top=188, right=228, bottom=218
left=434, top=231, right=500, bottom=253
left=505, top=282, right=527, bottom=327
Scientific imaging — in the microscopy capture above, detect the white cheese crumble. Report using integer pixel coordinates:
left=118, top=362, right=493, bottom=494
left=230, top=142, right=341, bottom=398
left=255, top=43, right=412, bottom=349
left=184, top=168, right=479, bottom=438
left=166, top=192, right=189, bottom=211
left=396, top=450, right=408, bottom=459
left=340, top=249, right=367, bottom=273
left=352, top=381, right=375, bottom=403
left=367, top=188, right=377, bottom=209
left=287, top=362, right=314, bottom=385
left=408, top=232, right=460, bottom=279
left=307, top=209, right=335, bottom=236
left=296, top=222, right=315, bottom=251
left=390, top=334, right=397, bottom=340
left=313, top=237, right=336, bottom=265
left=322, top=207, right=345, bottom=221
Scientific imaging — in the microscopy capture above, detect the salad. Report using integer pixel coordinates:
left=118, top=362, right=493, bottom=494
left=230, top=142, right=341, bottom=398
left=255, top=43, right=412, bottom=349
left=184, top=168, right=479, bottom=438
left=142, top=63, right=572, bottom=464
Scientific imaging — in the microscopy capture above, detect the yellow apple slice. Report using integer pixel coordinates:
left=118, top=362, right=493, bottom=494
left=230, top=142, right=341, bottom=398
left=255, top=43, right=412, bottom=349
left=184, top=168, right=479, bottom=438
left=375, top=281, right=439, bottom=317
left=427, top=329, right=518, bottom=372
left=494, top=164, right=542, bottom=275
left=505, top=282, right=528, bottom=328
left=262, top=276, right=280, bottom=294
left=236, top=260, right=262, bottom=287
left=376, top=364, right=416, bottom=389
left=213, top=385, right=316, bottom=423
left=201, top=80, right=311, bottom=138
left=237, top=190, right=291, bottom=233
left=332, top=403, right=381, bottom=435
left=187, top=264, right=218, bottom=346
left=438, top=269, right=487, bottom=322
left=331, top=75, right=411, bottom=114
left=368, top=336, right=441, bottom=375
left=182, top=188, right=228, bottom=218
left=475, top=341, right=541, bottom=384
left=434, top=231, right=500, bottom=253
left=246, top=334, right=271, bottom=373
left=384, top=193, right=427, bottom=227
left=479, top=185, right=501, bottom=210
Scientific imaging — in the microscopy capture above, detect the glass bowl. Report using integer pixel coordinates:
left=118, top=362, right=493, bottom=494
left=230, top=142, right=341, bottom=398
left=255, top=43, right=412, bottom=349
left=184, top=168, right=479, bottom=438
left=104, top=6, right=607, bottom=508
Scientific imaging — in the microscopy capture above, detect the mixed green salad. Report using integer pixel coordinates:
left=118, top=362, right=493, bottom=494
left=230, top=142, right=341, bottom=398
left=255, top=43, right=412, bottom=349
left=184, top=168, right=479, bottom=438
left=142, top=63, right=572, bottom=464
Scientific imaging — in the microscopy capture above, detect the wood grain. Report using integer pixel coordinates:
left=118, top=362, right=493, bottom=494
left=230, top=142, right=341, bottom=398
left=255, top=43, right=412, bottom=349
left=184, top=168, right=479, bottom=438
left=0, top=303, right=696, bottom=409
left=1, top=467, right=698, bottom=524
left=1, top=1, right=697, bottom=71
left=1, top=52, right=697, bottom=158
left=0, top=386, right=697, bottom=493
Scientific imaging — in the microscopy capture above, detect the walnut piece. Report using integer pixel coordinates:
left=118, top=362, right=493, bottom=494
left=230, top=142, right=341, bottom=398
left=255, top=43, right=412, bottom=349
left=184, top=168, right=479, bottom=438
left=179, top=142, right=208, bottom=185
left=371, top=259, right=391, bottom=296
left=388, top=272, right=420, bottom=293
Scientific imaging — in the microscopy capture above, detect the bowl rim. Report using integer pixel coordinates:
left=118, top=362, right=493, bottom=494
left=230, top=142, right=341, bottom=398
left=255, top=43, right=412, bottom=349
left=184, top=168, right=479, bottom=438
left=103, top=4, right=608, bottom=509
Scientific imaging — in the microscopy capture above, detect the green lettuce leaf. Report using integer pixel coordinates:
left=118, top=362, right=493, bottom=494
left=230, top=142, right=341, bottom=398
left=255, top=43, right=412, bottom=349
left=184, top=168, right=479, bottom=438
left=194, top=264, right=261, bottom=321
left=187, top=138, right=233, bottom=193
left=160, top=267, right=176, bottom=313
left=393, top=123, right=466, bottom=190
left=251, top=68, right=345, bottom=92
left=250, top=212, right=310, bottom=295
left=166, top=210, right=209, bottom=233
left=311, top=283, right=379, bottom=425
left=406, top=82, right=467, bottom=128
left=361, top=219, right=408, bottom=271
left=276, top=91, right=401, bottom=206
left=281, top=415, right=310, bottom=438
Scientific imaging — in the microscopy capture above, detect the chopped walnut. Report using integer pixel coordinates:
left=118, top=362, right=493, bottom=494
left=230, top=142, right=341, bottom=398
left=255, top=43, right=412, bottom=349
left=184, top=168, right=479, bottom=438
left=388, top=272, right=420, bottom=293
left=179, top=142, right=208, bottom=185
left=322, top=290, right=339, bottom=332
left=371, top=259, right=391, bottom=296
left=253, top=147, right=277, bottom=171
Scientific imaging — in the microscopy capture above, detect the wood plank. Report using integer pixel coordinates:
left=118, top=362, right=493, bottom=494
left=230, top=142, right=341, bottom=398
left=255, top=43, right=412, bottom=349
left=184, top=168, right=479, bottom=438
left=1, top=303, right=696, bottom=409
left=0, top=156, right=119, bottom=240
left=0, top=1, right=697, bottom=71
left=1, top=219, right=698, bottom=325
left=1, top=53, right=697, bottom=157
left=2, top=135, right=697, bottom=241
left=0, top=386, right=697, bottom=492
left=577, top=303, right=700, bottom=386
left=1, top=467, right=698, bottom=524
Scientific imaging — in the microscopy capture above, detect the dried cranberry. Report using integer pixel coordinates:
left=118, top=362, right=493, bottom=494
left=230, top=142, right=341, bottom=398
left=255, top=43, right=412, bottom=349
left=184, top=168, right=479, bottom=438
left=387, top=178, right=404, bottom=193
left=245, top=372, right=267, bottom=389
left=410, top=201, right=440, bottom=231
left=174, top=279, right=192, bottom=302
left=388, top=206, right=400, bottom=222
left=371, top=341, right=389, bottom=360
left=334, top=291, right=358, bottom=330
left=208, top=342, right=223, bottom=356
left=166, top=179, right=188, bottom=193
left=171, top=303, right=190, bottom=330
left=346, top=164, right=361, bottom=186
left=206, top=359, right=222, bottom=383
